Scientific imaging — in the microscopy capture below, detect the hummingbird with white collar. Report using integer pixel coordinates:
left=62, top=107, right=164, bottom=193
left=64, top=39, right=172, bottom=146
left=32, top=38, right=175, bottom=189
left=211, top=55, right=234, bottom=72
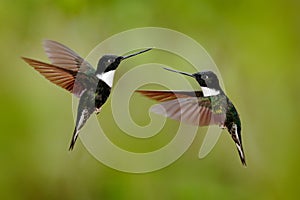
left=22, top=40, right=152, bottom=150
left=137, top=67, right=246, bottom=166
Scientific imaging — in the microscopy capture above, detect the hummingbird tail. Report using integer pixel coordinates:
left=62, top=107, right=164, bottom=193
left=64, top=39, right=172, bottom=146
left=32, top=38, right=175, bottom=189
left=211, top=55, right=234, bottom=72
left=69, top=127, right=79, bottom=151
left=235, top=143, right=247, bottom=167
left=230, top=123, right=247, bottom=167
left=69, top=106, right=92, bottom=150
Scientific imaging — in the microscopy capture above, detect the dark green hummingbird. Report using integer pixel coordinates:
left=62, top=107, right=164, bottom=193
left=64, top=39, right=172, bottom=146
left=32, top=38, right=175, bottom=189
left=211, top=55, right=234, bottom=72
left=22, top=40, right=152, bottom=150
left=137, top=67, right=246, bottom=166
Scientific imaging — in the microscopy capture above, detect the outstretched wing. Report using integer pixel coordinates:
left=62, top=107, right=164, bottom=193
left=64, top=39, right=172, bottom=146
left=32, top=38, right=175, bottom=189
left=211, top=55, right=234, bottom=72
left=22, top=57, right=86, bottom=97
left=22, top=57, right=76, bottom=92
left=22, top=40, right=97, bottom=97
left=136, top=90, right=203, bottom=101
left=136, top=90, right=226, bottom=126
left=43, top=40, right=95, bottom=75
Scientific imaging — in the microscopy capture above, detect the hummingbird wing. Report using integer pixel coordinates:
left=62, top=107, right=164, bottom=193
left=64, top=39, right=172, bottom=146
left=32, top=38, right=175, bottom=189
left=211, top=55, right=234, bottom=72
left=136, top=90, right=226, bottom=126
left=43, top=40, right=95, bottom=74
left=22, top=40, right=96, bottom=97
left=22, top=57, right=87, bottom=97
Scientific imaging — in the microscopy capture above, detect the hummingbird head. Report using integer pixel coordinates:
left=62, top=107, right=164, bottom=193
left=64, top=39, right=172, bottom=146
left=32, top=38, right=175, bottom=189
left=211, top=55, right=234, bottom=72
left=96, top=55, right=122, bottom=75
left=95, top=48, right=152, bottom=75
left=95, top=48, right=152, bottom=87
left=163, top=67, right=222, bottom=96
left=193, top=71, right=221, bottom=90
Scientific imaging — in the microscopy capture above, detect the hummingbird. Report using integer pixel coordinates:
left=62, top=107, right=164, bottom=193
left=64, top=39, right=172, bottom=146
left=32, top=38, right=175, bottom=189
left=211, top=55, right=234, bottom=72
left=22, top=40, right=152, bottom=150
left=136, top=67, right=246, bottom=166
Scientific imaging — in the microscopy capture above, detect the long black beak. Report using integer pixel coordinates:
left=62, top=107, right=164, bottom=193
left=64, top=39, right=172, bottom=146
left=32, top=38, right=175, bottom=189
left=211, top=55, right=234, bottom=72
left=163, top=67, right=194, bottom=77
left=121, top=48, right=152, bottom=60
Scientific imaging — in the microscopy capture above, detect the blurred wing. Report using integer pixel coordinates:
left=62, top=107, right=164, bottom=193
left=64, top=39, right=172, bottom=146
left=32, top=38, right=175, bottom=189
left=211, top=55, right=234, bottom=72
left=43, top=40, right=95, bottom=74
left=136, top=90, right=203, bottom=101
left=22, top=57, right=85, bottom=97
left=137, top=90, right=225, bottom=126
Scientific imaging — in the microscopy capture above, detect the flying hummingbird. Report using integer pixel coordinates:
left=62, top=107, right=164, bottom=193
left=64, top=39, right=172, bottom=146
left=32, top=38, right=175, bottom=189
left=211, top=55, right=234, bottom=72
left=22, top=40, right=152, bottom=150
left=136, top=67, right=246, bottom=166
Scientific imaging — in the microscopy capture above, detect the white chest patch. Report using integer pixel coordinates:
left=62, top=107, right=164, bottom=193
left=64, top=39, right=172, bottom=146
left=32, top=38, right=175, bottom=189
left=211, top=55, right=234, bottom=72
left=96, top=70, right=116, bottom=87
left=201, top=87, right=220, bottom=97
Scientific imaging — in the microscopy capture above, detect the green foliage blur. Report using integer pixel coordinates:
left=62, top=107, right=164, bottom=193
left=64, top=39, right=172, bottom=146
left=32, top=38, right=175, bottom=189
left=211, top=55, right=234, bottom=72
left=0, top=0, right=299, bottom=199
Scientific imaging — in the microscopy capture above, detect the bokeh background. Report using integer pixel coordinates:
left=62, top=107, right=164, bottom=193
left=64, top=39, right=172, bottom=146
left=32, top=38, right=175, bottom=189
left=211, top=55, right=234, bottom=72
left=1, top=0, right=299, bottom=199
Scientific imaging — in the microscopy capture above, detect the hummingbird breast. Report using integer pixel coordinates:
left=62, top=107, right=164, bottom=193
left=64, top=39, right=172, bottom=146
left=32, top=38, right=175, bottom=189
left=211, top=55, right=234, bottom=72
left=224, top=100, right=241, bottom=133
left=95, top=80, right=111, bottom=109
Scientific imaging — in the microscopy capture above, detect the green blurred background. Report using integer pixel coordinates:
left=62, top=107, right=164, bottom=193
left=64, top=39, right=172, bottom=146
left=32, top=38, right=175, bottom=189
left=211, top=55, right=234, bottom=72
left=1, top=0, right=299, bottom=199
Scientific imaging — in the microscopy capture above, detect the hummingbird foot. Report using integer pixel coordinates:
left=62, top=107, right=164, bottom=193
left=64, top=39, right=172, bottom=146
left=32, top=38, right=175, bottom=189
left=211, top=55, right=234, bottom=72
left=219, top=123, right=226, bottom=129
left=95, top=107, right=101, bottom=114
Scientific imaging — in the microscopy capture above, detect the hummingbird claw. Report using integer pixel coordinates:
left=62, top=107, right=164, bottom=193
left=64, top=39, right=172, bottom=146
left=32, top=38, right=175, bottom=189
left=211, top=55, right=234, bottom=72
left=95, top=108, right=101, bottom=114
left=219, top=123, right=226, bottom=129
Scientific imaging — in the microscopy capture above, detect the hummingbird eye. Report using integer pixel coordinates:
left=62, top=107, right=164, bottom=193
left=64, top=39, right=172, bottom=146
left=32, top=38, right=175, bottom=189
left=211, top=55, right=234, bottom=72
left=203, top=75, right=209, bottom=79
